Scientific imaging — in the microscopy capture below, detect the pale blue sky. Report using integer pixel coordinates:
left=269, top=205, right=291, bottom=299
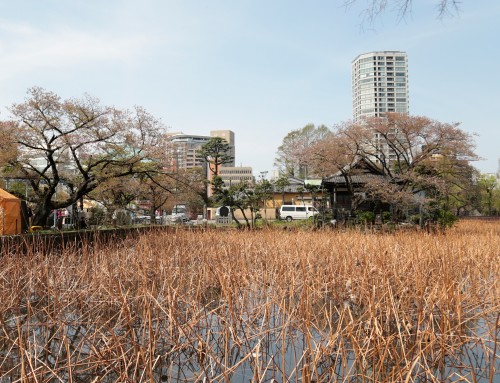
left=1, top=0, right=499, bottom=176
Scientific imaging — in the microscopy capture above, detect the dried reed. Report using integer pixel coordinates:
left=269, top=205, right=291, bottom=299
left=0, top=221, right=498, bottom=382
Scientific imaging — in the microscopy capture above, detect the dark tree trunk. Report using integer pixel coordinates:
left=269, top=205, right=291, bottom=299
left=32, top=203, right=53, bottom=227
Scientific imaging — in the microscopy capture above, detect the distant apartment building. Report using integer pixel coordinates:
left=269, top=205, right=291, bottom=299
left=165, top=133, right=210, bottom=171
left=206, top=165, right=254, bottom=198
left=352, top=51, right=409, bottom=164
left=219, top=166, right=254, bottom=186
left=352, top=51, right=409, bottom=122
left=165, top=130, right=235, bottom=171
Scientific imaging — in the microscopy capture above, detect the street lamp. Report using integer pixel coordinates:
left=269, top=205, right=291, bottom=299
left=259, top=171, right=269, bottom=220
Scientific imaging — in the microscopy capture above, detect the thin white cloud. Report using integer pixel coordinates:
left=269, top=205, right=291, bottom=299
left=0, top=20, right=37, bottom=35
left=0, top=21, right=151, bottom=80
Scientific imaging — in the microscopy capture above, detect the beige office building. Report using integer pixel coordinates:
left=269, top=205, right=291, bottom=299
left=219, top=166, right=254, bottom=187
left=210, top=130, right=235, bottom=167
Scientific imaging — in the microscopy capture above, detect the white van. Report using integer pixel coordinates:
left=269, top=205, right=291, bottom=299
left=279, top=205, right=319, bottom=222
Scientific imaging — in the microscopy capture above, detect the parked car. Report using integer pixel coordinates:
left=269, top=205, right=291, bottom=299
left=167, top=213, right=189, bottom=223
left=279, top=205, right=318, bottom=222
left=134, top=214, right=163, bottom=225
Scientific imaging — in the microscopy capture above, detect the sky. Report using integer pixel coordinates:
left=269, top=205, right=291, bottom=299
left=1, top=0, right=499, bottom=177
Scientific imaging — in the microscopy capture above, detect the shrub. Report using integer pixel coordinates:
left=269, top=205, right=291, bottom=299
left=356, top=210, right=375, bottom=224
left=87, top=206, right=106, bottom=226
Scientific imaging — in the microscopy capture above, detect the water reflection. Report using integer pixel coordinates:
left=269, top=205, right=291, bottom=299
left=1, top=294, right=498, bottom=383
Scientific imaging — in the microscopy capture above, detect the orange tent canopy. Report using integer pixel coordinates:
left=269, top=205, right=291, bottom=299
left=0, top=188, right=21, bottom=235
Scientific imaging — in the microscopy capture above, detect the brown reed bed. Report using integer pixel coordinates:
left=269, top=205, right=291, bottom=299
left=0, top=221, right=498, bottom=382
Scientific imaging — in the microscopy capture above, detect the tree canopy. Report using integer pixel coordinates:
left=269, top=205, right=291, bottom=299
left=303, top=113, right=478, bottom=221
left=198, top=137, right=234, bottom=177
left=0, top=87, right=168, bottom=225
left=274, top=124, right=329, bottom=178
left=477, top=174, right=500, bottom=216
left=344, top=0, right=461, bottom=24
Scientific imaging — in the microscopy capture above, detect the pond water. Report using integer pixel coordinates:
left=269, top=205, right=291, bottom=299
left=1, top=298, right=498, bottom=383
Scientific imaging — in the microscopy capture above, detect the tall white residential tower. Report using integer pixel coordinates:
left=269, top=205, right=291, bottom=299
left=352, top=51, right=409, bottom=122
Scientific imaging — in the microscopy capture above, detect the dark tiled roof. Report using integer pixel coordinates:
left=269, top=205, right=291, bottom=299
left=323, top=174, right=386, bottom=185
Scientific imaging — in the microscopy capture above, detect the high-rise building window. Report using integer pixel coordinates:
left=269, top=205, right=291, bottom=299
left=352, top=51, right=408, bottom=122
